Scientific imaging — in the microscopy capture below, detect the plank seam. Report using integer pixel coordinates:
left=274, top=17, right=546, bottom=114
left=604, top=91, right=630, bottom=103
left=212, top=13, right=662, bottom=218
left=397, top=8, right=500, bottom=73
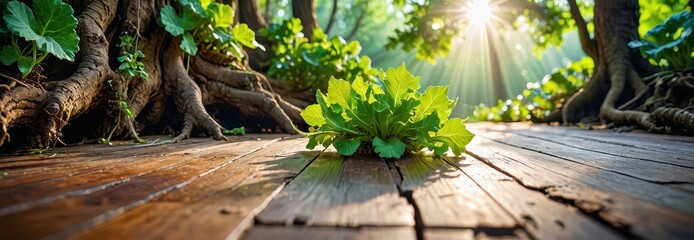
left=46, top=137, right=284, bottom=239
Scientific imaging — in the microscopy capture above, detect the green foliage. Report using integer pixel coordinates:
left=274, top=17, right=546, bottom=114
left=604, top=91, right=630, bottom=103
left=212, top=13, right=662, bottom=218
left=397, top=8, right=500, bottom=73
left=473, top=57, right=593, bottom=122
left=1, top=0, right=79, bottom=77
left=386, top=1, right=457, bottom=63
left=299, top=64, right=474, bottom=159
left=261, top=18, right=378, bottom=91
left=222, top=127, right=245, bottom=135
left=158, top=0, right=260, bottom=61
left=117, top=35, right=149, bottom=80
left=629, top=11, right=694, bottom=69
left=638, top=0, right=691, bottom=36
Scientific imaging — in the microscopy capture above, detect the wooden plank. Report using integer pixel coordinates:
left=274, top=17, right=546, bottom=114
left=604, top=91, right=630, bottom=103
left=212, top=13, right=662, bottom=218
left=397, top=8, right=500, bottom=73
left=477, top=131, right=694, bottom=183
left=243, top=226, right=416, bottom=240
left=0, top=139, right=209, bottom=188
left=499, top=128, right=694, bottom=168
left=394, top=155, right=516, bottom=228
left=0, top=137, right=281, bottom=239
left=423, top=229, right=531, bottom=240
left=445, top=156, right=622, bottom=240
left=0, top=141, right=215, bottom=211
left=466, top=137, right=694, bottom=239
left=75, top=137, right=319, bottom=240
left=256, top=153, right=414, bottom=227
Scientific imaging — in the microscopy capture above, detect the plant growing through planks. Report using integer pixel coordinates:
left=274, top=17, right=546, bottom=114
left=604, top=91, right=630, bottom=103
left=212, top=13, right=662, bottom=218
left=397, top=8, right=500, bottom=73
left=299, top=64, right=475, bottom=159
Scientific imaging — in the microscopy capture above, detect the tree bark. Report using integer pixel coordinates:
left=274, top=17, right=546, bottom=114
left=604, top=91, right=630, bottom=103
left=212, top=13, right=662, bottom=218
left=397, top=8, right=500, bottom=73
left=292, top=0, right=319, bottom=40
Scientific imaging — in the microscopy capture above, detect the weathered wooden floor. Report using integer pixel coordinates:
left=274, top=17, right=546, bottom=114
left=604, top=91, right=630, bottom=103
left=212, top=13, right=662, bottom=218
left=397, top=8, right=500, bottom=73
left=0, top=123, right=693, bottom=239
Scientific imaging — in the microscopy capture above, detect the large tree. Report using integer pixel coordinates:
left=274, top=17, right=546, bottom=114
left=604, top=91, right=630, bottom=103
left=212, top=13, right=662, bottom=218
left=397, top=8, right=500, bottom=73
left=387, top=0, right=693, bottom=131
left=0, top=0, right=313, bottom=150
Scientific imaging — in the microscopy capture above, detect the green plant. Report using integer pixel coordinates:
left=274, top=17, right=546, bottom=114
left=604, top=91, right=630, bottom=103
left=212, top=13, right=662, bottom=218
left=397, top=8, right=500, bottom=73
left=117, top=35, right=148, bottom=80
left=158, top=0, right=260, bottom=63
left=222, top=127, right=245, bottom=135
left=299, top=64, right=474, bottom=159
left=99, top=79, right=137, bottom=145
left=473, top=57, right=593, bottom=122
left=0, top=0, right=79, bottom=77
left=629, top=11, right=694, bottom=69
left=261, top=18, right=377, bottom=91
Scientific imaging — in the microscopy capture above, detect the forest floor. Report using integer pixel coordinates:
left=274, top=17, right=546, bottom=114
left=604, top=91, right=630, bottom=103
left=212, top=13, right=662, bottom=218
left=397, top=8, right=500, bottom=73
left=0, top=123, right=693, bottom=239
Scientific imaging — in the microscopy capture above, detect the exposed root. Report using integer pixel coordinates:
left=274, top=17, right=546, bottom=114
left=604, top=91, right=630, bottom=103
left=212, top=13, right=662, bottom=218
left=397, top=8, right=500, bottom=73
left=652, top=107, right=694, bottom=132
left=163, top=41, right=227, bottom=142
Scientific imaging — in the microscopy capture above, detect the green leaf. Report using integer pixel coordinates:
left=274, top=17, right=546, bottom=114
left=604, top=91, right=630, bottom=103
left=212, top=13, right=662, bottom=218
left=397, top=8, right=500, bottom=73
left=300, top=104, right=326, bottom=126
left=210, top=3, right=233, bottom=28
left=326, top=77, right=351, bottom=110
left=0, top=44, right=20, bottom=65
left=334, top=138, right=361, bottom=156
left=414, top=86, right=451, bottom=121
left=435, top=118, right=475, bottom=156
left=223, top=127, right=245, bottom=135
left=180, top=32, right=198, bottom=55
left=372, top=136, right=406, bottom=159
left=4, top=0, right=79, bottom=61
left=383, top=63, right=420, bottom=106
left=159, top=5, right=197, bottom=36
left=17, top=56, right=33, bottom=75
left=232, top=23, right=256, bottom=48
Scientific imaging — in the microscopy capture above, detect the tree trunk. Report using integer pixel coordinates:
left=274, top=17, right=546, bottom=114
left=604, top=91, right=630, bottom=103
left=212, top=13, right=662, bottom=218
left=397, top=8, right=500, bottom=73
left=0, top=0, right=301, bottom=151
left=561, top=0, right=657, bottom=129
left=292, top=0, right=319, bottom=40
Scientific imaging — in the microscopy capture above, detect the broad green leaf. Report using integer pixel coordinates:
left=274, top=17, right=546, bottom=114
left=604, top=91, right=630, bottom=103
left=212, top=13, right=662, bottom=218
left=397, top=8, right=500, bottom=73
left=372, top=136, right=406, bottom=159
left=4, top=0, right=79, bottom=61
left=326, top=77, right=351, bottom=110
left=159, top=6, right=197, bottom=36
left=0, top=44, right=20, bottom=65
left=180, top=32, right=198, bottom=55
left=334, top=138, right=361, bottom=156
left=351, top=76, right=369, bottom=99
left=210, top=3, right=233, bottom=28
left=232, top=24, right=256, bottom=48
left=415, top=86, right=451, bottom=121
left=17, top=55, right=33, bottom=75
left=435, top=118, right=475, bottom=156
left=301, top=104, right=325, bottom=126
left=383, top=63, right=420, bottom=106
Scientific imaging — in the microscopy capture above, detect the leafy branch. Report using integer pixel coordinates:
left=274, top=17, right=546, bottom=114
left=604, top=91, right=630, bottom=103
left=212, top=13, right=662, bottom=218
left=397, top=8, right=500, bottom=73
left=0, top=0, right=79, bottom=77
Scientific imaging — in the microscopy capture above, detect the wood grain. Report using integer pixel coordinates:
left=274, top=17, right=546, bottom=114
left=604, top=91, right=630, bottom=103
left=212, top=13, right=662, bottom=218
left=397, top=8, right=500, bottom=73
left=466, top=138, right=694, bottom=239
left=243, top=226, right=416, bottom=240
left=75, top=137, right=319, bottom=240
left=446, top=155, right=622, bottom=240
left=256, top=153, right=414, bottom=227
left=394, top=155, right=515, bottom=228
left=0, top=137, right=280, bottom=239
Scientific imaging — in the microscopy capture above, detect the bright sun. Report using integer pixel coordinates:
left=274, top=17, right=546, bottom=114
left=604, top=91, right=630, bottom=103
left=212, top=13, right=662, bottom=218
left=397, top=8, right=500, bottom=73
left=466, top=0, right=494, bottom=24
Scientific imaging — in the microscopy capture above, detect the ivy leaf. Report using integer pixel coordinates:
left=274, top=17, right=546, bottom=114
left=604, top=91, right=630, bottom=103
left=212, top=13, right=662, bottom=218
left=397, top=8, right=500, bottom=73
left=334, top=138, right=361, bottom=156
left=435, top=118, right=475, bottom=156
left=159, top=5, right=197, bottom=36
left=372, top=136, right=406, bottom=159
left=180, top=32, right=198, bottom=55
left=300, top=104, right=325, bottom=126
left=4, top=0, right=80, bottom=61
left=210, top=3, right=233, bottom=28
left=232, top=23, right=256, bottom=48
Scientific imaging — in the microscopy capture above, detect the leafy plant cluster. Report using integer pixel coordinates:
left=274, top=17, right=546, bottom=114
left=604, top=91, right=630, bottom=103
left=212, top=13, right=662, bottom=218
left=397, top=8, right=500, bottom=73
left=158, top=0, right=260, bottom=62
left=117, top=35, right=148, bottom=80
left=629, top=11, right=694, bottom=70
left=261, top=18, right=377, bottom=92
left=473, top=57, right=593, bottom=122
left=0, top=0, right=79, bottom=77
left=299, top=64, right=474, bottom=159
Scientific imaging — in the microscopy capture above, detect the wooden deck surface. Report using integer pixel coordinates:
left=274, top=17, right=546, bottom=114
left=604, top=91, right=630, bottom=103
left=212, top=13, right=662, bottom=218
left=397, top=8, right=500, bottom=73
left=1, top=123, right=693, bottom=239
